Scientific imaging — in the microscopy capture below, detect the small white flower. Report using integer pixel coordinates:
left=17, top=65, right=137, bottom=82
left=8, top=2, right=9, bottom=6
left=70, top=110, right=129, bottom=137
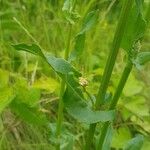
left=79, top=77, right=88, bottom=87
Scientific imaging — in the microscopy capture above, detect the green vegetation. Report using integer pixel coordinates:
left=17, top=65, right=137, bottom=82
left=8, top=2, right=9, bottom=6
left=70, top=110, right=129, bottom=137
left=0, top=0, right=150, bottom=150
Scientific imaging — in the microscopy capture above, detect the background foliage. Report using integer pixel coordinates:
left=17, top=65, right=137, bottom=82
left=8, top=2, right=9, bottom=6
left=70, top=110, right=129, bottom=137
left=0, top=0, right=150, bottom=149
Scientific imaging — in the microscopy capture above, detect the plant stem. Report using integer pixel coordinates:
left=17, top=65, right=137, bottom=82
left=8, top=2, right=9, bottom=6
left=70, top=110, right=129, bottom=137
left=96, top=3, right=150, bottom=149
left=97, top=61, right=133, bottom=150
left=95, top=0, right=133, bottom=108
left=55, top=23, right=72, bottom=150
left=85, top=0, right=134, bottom=149
left=84, top=124, right=96, bottom=150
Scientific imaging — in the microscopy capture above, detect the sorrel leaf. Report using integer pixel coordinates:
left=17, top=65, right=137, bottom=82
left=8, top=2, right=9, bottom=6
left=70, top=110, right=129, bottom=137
left=44, top=53, right=81, bottom=77
left=13, top=43, right=115, bottom=124
left=12, top=43, right=44, bottom=58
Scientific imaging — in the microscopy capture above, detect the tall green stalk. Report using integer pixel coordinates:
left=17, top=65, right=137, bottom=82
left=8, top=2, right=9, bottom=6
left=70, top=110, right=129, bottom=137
left=97, top=60, right=133, bottom=150
left=85, top=0, right=134, bottom=149
left=97, top=3, right=150, bottom=149
left=95, top=0, right=133, bottom=107
left=56, top=24, right=72, bottom=150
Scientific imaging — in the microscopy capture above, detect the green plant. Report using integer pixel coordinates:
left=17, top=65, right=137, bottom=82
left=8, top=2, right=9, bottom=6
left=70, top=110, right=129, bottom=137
left=85, top=0, right=134, bottom=148
left=97, top=1, right=150, bottom=149
left=7, top=0, right=150, bottom=150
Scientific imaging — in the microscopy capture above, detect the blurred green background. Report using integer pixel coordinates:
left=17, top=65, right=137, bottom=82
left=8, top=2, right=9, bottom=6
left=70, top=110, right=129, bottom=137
left=0, top=0, right=150, bottom=149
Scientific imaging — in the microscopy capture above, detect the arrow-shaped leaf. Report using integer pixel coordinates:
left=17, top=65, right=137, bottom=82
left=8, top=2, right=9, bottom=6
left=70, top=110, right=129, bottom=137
left=12, top=43, right=115, bottom=124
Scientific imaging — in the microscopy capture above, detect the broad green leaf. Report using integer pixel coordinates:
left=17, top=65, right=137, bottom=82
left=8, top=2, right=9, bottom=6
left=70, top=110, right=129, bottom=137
left=10, top=99, right=48, bottom=126
left=12, top=43, right=44, bottom=58
left=0, top=88, right=15, bottom=113
left=44, top=53, right=81, bottom=77
left=121, top=2, right=146, bottom=53
left=135, top=52, right=150, bottom=65
left=123, top=134, right=144, bottom=150
left=12, top=43, right=81, bottom=77
left=13, top=43, right=115, bottom=124
left=63, top=74, right=115, bottom=124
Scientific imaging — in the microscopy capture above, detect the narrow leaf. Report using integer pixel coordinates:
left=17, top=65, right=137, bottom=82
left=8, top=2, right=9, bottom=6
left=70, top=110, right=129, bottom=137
left=12, top=43, right=44, bottom=58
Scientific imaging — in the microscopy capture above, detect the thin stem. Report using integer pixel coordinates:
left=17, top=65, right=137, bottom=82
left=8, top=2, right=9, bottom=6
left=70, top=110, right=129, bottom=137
left=95, top=0, right=133, bottom=107
left=13, top=17, right=38, bottom=45
left=56, top=80, right=65, bottom=150
left=85, top=0, right=134, bottom=149
left=84, top=124, right=96, bottom=150
left=55, top=23, right=72, bottom=150
left=97, top=61, right=133, bottom=150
